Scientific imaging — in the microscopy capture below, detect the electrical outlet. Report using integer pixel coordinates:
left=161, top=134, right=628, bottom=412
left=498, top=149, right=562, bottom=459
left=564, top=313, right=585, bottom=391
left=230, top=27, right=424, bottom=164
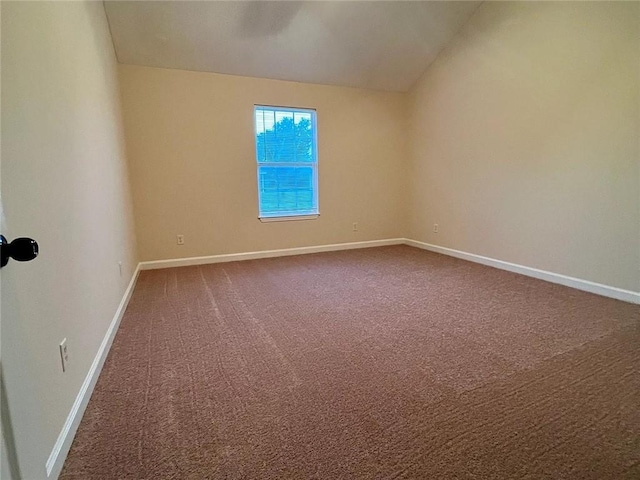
left=118, top=261, right=123, bottom=277
left=353, top=222, right=358, bottom=232
left=59, top=338, right=69, bottom=372
left=433, top=224, right=439, bottom=233
left=177, top=235, right=185, bottom=245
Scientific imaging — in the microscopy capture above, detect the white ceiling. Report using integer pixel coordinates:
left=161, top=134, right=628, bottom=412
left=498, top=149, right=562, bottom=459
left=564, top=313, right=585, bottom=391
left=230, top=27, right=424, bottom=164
left=104, top=1, right=481, bottom=92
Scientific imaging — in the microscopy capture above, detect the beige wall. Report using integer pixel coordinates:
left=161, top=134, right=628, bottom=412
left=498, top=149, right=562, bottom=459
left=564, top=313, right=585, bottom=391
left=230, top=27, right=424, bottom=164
left=1, top=2, right=137, bottom=478
left=119, top=65, right=409, bottom=262
left=408, top=1, right=640, bottom=292
left=121, top=2, right=639, bottom=292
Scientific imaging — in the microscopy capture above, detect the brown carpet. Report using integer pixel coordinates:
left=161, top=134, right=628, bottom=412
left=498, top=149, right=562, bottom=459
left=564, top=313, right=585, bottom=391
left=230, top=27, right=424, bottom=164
left=61, top=245, right=640, bottom=479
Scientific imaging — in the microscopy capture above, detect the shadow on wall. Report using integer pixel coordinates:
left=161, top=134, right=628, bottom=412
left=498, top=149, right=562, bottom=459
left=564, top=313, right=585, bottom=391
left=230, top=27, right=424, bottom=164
left=1, top=365, right=22, bottom=480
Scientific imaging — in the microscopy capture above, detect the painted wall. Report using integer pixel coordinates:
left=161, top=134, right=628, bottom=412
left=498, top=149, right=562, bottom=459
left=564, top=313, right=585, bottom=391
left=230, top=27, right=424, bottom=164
left=119, top=65, right=409, bottom=261
left=408, top=1, right=640, bottom=292
left=1, top=2, right=138, bottom=478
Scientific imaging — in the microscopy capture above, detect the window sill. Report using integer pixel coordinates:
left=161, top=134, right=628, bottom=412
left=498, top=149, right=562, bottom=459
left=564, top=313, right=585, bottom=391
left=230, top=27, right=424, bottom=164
left=259, top=214, right=319, bottom=223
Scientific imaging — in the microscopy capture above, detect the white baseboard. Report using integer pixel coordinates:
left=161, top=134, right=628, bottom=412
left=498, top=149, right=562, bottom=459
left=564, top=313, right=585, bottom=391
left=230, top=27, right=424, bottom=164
left=140, top=237, right=639, bottom=304
left=404, top=239, right=640, bottom=305
left=45, top=264, right=141, bottom=478
left=139, top=238, right=405, bottom=270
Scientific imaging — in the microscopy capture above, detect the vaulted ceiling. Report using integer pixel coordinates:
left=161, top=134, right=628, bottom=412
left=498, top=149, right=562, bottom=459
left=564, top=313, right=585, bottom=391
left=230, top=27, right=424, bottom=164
left=104, top=1, right=481, bottom=92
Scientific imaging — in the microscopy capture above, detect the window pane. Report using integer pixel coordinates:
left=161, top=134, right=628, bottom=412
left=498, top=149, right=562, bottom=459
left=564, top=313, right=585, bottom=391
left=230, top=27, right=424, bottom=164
left=255, top=106, right=318, bottom=218
left=255, top=108, right=314, bottom=163
left=258, top=166, right=316, bottom=215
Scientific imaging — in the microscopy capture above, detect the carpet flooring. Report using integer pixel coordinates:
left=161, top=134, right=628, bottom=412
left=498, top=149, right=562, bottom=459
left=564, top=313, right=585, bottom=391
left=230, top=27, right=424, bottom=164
left=61, top=245, right=640, bottom=479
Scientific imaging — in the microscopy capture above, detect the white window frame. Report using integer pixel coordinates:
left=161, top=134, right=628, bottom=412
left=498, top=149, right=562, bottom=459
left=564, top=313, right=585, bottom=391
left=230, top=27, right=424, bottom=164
left=254, top=105, right=319, bottom=222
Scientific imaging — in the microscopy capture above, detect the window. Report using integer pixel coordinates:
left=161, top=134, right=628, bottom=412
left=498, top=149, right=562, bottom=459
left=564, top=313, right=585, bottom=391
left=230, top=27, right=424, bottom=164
left=254, top=105, right=318, bottom=220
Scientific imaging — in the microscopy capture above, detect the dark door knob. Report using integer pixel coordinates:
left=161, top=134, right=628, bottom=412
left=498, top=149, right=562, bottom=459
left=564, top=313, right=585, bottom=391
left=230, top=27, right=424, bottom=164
left=1, top=235, right=39, bottom=268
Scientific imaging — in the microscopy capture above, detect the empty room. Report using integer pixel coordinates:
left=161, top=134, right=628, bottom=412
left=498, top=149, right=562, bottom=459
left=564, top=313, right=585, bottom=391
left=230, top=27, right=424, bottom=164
left=1, top=1, right=639, bottom=479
